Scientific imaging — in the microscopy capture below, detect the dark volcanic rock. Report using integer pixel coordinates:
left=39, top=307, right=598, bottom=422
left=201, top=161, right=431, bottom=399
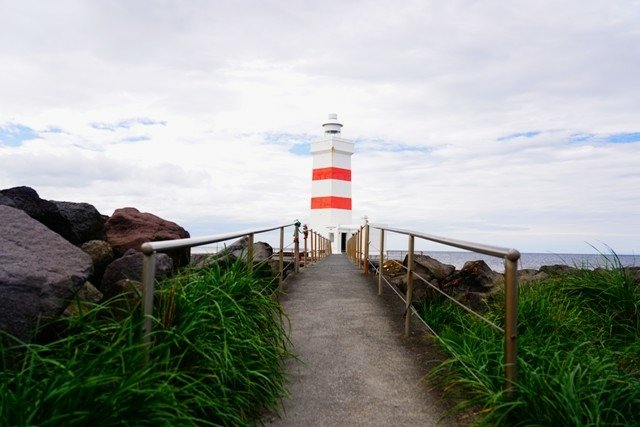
left=63, top=281, right=103, bottom=317
left=193, top=237, right=274, bottom=269
left=0, top=193, right=16, bottom=208
left=0, top=205, right=93, bottom=342
left=403, top=254, right=455, bottom=283
left=444, top=260, right=503, bottom=292
left=0, top=186, right=77, bottom=244
left=101, top=249, right=173, bottom=298
left=53, top=201, right=105, bottom=243
left=517, top=269, right=549, bottom=284
left=539, top=264, right=577, bottom=276
left=105, top=207, right=190, bottom=268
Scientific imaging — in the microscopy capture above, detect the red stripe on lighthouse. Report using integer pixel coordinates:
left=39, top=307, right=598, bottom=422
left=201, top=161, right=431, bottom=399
left=311, top=196, right=352, bottom=210
left=312, top=167, right=351, bottom=181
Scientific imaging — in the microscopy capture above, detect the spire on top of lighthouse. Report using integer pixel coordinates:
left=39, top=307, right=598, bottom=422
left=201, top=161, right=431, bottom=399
left=322, top=113, right=343, bottom=134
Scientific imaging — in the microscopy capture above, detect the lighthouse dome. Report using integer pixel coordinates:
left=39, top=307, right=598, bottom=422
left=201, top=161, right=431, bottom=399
left=323, top=113, right=343, bottom=134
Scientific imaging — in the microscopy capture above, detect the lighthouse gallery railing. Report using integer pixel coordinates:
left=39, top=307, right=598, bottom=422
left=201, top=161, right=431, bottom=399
left=347, top=223, right=520, bottom=396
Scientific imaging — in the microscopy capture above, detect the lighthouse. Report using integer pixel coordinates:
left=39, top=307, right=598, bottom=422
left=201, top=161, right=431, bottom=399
left=310, top=114, right=356, bottom=253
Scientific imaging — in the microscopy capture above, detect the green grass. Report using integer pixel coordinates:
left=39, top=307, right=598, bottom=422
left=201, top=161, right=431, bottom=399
left=421, top=253, right=640, bottom=426
left=0, top=260, right=289, bottom=426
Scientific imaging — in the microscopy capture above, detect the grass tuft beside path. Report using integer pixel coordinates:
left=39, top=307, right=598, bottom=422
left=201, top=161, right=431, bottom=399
left=421, top=253, right=640, bottom=426
left=1, top=261, right=289, bottom=426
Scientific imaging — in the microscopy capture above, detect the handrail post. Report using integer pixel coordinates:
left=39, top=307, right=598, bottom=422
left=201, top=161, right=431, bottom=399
left=378, top=228, right=385, bottom=295
left=141, top=250, right=157, bottom=362
left=247, top=233, right=254, bottom=272
left=405, top=234, right=415, bottom=337
left=279, top=227, right=284, bottom=286
left=294, top=223, right=300, bottom=273
left=304, top=232, right=308, bottom=267
left=504, top=253, right=519, bottom=396
left=311, top=231, right=315, bottom=262
left=363, top=223, right=370, bottom=276
left=356, top=228, right=361, bottom=267
left=314, top=232, right=318, bottom=261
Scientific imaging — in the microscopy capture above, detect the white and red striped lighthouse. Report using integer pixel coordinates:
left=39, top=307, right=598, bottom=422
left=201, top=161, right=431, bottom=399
left=310, top=114, right=356, bottom=253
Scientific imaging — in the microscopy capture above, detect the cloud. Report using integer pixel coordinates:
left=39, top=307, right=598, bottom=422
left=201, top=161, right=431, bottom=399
left=0, top=0, right=639, bottom=253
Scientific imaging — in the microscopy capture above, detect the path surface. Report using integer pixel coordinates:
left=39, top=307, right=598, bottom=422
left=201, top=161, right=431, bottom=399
left=266, top=254, right=464, bottom=426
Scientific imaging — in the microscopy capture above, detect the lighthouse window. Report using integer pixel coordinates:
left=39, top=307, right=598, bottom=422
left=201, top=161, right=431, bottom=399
left=329, top=232, right=334, bottom=242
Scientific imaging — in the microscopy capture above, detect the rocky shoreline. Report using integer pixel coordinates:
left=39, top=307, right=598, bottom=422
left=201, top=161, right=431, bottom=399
left=2, top=185, right=638, bottom=343
left=0, top=186, right=273, bottom=343
left=374, top=254, right=640, bottom=310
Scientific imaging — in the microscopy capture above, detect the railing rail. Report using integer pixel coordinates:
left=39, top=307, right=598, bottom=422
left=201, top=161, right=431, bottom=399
left=139, top=222, right=331, bottom=359
left=347, top=223, right=520, bottom=396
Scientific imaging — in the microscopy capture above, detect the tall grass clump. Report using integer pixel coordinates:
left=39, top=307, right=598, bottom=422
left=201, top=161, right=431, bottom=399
left=421, top=252, right=640, bottom=426
left=0, top=260, right=289, bottom=426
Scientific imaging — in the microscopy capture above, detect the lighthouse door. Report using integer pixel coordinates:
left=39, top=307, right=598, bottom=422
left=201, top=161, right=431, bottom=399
left=340, top=233, right=347, bottom=253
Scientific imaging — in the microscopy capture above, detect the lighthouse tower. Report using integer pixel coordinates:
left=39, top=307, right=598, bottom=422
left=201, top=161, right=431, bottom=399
left=310, top=114, right=356, bottom=253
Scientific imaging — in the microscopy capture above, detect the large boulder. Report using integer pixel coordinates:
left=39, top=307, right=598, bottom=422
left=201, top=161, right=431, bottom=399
left=101, top=249, right=173, bottom=298
left=52, top=201, right=105, bottom=243
left=105, top=207, right=190, bottom=268
left=0, top=205, right=93, bottom=342
left=0, top=186, right=78, bottom=244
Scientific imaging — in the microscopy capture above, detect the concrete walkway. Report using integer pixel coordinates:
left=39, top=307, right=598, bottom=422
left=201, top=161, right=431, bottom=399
left=266, top=254, right=464, bottom=426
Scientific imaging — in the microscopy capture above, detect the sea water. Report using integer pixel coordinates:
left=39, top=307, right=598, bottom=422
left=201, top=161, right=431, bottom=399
left=384, top=250, right=640, bottom=272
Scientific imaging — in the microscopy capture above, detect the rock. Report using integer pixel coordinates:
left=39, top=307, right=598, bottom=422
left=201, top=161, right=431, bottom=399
left=63, top=281, right=103, bottom=316
left=0, top=193, right=15, bottom=207
left=81, top=240, right=115, bottom=286
left=382, top=259, right=404, bottom=277
left=455, top=291, right=488, bottom=312
left=403, top=254, right=455, bottom=282
left=0, top=186, right=77, bottom=244
left=517, top=269, right=549, bottom=284
left=105, top=207, right=190, bottom=268
left=0, top=205, right=93, bottom=342
left=624, top=267, right=640, bottom=286
left=196, top=237, right=274, bottom=268
left=52, top=201, right=105, bottom=243
left=103, top=279, right=144, bottom=319
left=443, top=260, right=503, bottom=292
left=539, top=264, right=577, bottom=276
left=101, top=249, right=173, bottom=298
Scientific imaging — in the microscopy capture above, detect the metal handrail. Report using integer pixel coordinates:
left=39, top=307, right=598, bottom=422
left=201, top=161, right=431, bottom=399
left=369, top=224, right=520, bottom=261
left=347, top=223, right=520, bottom=397
left=139, top=222, right=332, bottom=358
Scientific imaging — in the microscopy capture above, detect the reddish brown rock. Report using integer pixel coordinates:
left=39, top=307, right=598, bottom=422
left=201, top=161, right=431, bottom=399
left=105, top=207, right=190, bottom=267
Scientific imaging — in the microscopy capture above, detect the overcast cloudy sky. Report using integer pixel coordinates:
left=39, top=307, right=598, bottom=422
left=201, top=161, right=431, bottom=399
left=1, top=0, right=639, bottom=254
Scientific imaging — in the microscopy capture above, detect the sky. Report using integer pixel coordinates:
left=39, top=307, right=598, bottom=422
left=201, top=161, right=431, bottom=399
left=1, top=0, right=639, bottom=254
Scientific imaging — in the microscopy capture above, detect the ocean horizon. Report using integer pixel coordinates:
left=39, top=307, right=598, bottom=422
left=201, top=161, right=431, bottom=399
left=383, top=250, right=640, bottom=272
